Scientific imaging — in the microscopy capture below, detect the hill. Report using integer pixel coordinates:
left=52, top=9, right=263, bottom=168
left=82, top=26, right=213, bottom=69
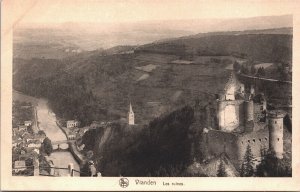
left=136, top=32, right=292, bottom=63
left=14, top=15, right=292, bottom=59
left=13, top=28, right=292, bottom=127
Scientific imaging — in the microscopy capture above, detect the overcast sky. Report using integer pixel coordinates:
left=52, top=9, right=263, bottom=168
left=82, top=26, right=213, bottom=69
left=7, top=0, right=297, bottom=25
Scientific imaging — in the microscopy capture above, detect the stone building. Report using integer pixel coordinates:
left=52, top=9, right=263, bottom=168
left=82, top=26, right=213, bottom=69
left=67, top=120, right=79, bottom=128
left=197, top=72, right=285, bottom=169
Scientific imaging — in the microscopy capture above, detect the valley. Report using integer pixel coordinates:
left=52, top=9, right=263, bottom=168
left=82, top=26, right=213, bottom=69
left=12, top=26, right=293, bottom=177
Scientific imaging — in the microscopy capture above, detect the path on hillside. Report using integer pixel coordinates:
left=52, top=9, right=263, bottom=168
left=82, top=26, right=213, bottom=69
left=237, top=73, right=292, bottom=84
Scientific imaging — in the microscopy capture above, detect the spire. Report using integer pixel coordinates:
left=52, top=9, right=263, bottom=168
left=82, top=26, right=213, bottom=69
left=129, top=102, right=132, bottom=112
left=128, top=102, right=135, bottom=125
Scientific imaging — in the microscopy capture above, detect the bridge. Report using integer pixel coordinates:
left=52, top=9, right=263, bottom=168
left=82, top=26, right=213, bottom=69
left=52, top=139, right=75, bottom=145
left=52, top=139, right=75, bottom=151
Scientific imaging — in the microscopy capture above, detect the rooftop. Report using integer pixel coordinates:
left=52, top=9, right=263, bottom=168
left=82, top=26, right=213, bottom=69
left=268, top=110, right=286, bottom=118
left=14, top=161, right=26, bottom=167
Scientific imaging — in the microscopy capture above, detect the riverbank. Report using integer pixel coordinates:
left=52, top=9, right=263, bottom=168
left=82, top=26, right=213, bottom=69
left=69, top=142, right=86, bottom=165
left=55, top=121, right=68, bottom=137
left=55, top=121, right=86, bottom=165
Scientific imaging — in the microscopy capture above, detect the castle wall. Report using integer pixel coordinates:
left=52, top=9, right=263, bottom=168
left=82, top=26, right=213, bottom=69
left=202, top=130, right=239, bottom=165
left=202, top=102, right=218, bottom=129
left=244, top=100, right=254, bottom=132
left=218, top=100, right=245, bottom=132
left=202, top=128, right=269, bottom=169
left=236, top=128, right=269, bottom=166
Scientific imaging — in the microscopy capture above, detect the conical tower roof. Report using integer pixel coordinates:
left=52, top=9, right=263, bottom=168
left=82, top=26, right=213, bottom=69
left=129, top=102, right=133, bottom=113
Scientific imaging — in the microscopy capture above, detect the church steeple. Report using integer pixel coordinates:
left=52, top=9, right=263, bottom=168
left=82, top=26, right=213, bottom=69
left=128, top=102, right=135, bottom=125
left=129, top=102, right=133, bottom=113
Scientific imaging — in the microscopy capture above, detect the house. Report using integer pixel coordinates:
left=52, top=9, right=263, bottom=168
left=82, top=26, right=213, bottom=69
left=12, top=141, right=18, bottom=147
left=12, top=128, right=19, bottom=136
left=67, top=120, right=79, bottom=128
left=26, top=138, right=35, bottom=143
left=24, top=121, right=32, bottom=127
left=20, top=149, right=26, bottom=155
left=78, top=144, right=85, bottom=151
left=27, top=142, right=41, bottom=148
left=14, top=161, right=26, bottom=172
left=12, top=135, right=22, bottom=142
left=34, top=148, right=40, bottom=154
left=67, top=134, right=76, bottom=140
left=18, top=125, right=27, bottom=132
left=21, top=132, right=30, bottom=139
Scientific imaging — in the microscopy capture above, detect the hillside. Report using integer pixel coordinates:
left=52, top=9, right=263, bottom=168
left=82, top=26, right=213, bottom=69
left=13, top=28, right=292, bottom=126
left=137, top=33, right=292, bottom=63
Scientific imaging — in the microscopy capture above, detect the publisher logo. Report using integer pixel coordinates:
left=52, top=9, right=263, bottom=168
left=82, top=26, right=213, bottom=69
left=119, top=178, right=129, bottom=188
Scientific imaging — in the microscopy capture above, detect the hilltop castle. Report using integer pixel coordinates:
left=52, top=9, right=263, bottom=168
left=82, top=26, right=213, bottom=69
left=195, top=73, right=285, bottom=168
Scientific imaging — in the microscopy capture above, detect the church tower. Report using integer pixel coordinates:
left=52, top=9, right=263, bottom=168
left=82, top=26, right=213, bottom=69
left=128, top=102, right=135, bottom=125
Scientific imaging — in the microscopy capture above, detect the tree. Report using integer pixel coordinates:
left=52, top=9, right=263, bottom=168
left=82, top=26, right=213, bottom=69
left=255, top=150, right=291, bottom=177
left=250, top=65, right=256, bottom=75
left=241, top=65, right=249, bottom=74
left=257, top=67, right=265, bottom=77
left=41, top=137, right=53, bottom=156
left=283, top=114, right=292, bottom=132
left=233, top=61, right=241, bottom=72
left=217, top=160, right=226, bottom=177
left=240, top=145, right=254, bottom=177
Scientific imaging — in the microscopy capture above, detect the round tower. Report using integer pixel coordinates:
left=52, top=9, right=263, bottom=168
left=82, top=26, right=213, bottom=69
left=268, top=110, right=285, bottom=159
left=244, top=100, right=254, bottom=132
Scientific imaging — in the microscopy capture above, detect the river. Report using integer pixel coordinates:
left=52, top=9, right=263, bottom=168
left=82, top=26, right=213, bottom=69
left=36, top=99, right=80, bottom=176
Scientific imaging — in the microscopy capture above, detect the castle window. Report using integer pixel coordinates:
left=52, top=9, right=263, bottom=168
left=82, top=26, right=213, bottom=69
left=277, top=138, right=280, bottom=141
left=248, top=140, right=250, bottom=143
left=241, top=141, right=244, bottom=144
left=253, top=139, right=256, bottom=143
left=275, top=121, right=277, bottom=124
left=259, top=139, right=262, bottom=142
left=265, top=137, right=268, bottom=141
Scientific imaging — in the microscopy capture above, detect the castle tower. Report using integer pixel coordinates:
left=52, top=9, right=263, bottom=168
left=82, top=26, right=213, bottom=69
left=128, top=103, right=135, bottom=125
left=244, top=100, right=254, bottom=132
left=268, top=110, right=285, bottom=159
left=223, top=73, right=236, bottom=101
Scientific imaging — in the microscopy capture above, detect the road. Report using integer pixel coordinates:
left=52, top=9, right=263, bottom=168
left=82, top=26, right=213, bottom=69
left=36, top=99, right=80, bottom=176
left=237, top=73, right=292, bottom=84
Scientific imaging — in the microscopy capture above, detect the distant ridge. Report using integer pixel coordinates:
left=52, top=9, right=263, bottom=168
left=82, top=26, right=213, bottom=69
left=154, top=27, right=292, bottom=43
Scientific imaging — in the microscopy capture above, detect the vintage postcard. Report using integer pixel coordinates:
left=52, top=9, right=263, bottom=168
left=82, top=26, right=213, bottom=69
left=1, top=0, right=300, bottom=191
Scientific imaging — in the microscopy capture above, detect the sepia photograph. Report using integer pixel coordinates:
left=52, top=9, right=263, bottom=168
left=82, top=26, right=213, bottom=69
left=1, top=0, right=300, bottom=191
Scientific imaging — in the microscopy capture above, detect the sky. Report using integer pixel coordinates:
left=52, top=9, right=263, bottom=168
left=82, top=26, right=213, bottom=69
left=8, top=0, right=297, bottom=25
